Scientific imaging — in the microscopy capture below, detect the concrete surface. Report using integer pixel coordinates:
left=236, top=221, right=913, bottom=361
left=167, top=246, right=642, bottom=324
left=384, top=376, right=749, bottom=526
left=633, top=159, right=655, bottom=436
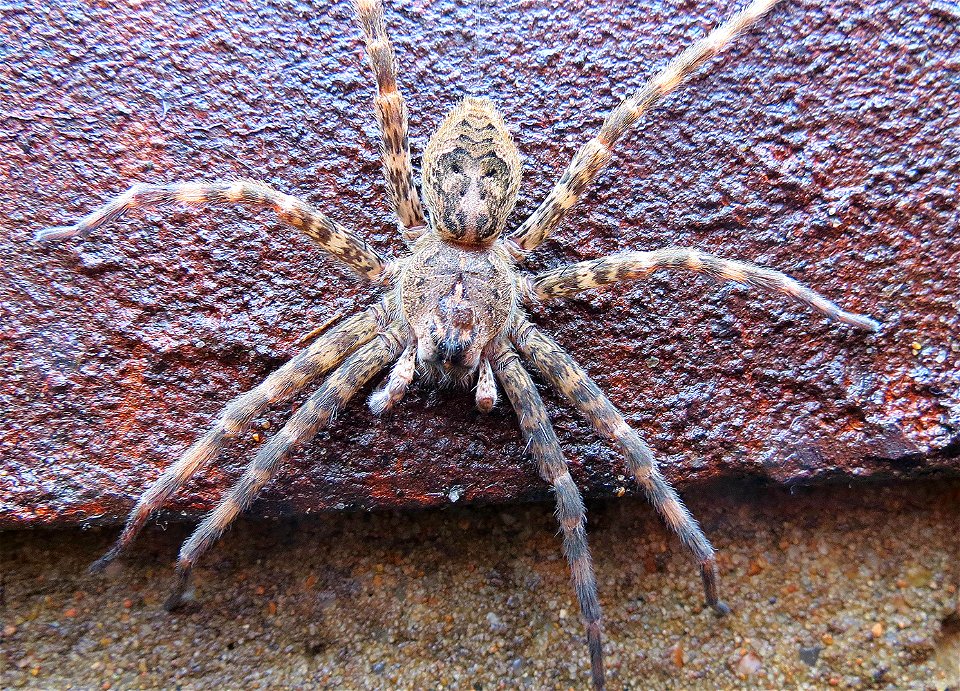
left=2, top=480, right=959, bottom=689
left=2, top=0, right=959, bottom=527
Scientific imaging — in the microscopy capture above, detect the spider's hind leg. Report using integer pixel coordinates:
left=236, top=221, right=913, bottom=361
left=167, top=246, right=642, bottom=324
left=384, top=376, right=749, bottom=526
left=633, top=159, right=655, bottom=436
left=513, top=320, right=730, bottom=615
left=89, top=306, right=384, bottom=574
left=354, top=0, right=426, bottom=235
left=165, top=330, right=404, bottom=610
left=495, top=347, right=606, bottom=691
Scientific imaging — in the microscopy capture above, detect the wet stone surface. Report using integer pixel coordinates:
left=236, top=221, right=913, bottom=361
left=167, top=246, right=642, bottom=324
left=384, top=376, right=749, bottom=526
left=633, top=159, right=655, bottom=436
left=2, top=482, right=959, bottom=688
left=1, top=0, right=959, bottom=526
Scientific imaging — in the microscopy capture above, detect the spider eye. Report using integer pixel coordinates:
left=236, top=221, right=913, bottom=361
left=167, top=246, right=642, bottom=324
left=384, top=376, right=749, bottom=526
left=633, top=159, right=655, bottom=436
left=450, top=161, right=462, bottom=174
left=483, top=169, right=496, bottom=179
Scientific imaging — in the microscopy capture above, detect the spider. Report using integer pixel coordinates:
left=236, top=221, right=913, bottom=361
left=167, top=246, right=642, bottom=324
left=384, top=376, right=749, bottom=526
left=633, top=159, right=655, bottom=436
left=36, top=0, right=880, bottom=687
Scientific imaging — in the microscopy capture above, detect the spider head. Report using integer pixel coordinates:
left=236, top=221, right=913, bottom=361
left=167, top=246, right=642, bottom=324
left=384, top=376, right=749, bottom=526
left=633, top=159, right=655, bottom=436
left=413, top=277, right=486, bottom=377
left=422, top=97, right=522, bottom=246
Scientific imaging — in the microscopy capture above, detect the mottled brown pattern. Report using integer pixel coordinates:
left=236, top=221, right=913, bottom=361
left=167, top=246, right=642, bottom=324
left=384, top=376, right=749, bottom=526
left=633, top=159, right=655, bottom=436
left=421, top=97, right=522, bottom=245
left=398, top=232, right=517, bottom=381
left=21, top=0, right=924, bottom=688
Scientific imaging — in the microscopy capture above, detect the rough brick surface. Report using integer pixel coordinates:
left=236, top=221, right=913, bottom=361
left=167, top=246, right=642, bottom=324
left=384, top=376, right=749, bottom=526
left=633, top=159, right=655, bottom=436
left=1, top=0, right=958, bottom=528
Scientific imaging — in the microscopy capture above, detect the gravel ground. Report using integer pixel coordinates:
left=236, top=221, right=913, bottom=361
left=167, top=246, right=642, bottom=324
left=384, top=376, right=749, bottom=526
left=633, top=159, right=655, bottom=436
left=2, top=481, right=959, bottom=690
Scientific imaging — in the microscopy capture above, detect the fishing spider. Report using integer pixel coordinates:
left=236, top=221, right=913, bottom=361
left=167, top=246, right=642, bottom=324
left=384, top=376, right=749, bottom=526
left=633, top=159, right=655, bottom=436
left=37, top=0, right=880, bottom=687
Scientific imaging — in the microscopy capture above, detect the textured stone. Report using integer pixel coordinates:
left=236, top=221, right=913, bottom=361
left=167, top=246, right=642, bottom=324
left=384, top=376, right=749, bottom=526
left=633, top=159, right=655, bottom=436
left=1, top=0, right=957, bottom=528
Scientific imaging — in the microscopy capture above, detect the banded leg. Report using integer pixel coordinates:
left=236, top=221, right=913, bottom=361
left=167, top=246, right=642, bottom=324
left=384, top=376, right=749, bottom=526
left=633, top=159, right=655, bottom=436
left=532, top=247, right=880, bottom=331
left=494, top=347, right=606, bottom=690
left=36, top=179, right=387, bottom=281
left=512, top=320, right=729, bottom=615
left=354, top=0, right=427, bottom=233
left=165, top=330, right=404, bottom=610
left=89, top=306, right=384, bottom=574
left=508, top=0, right=783, bottom=252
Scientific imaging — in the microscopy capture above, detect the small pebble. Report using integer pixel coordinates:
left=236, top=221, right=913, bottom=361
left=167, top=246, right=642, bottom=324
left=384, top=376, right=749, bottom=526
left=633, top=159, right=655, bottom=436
left=736, top=651, right=762, bottom=676
left=670, top=643, right=685, bottom=668
left=486, top=612, right=504, bottom=631
left=799, top=645, right=822, bottom=666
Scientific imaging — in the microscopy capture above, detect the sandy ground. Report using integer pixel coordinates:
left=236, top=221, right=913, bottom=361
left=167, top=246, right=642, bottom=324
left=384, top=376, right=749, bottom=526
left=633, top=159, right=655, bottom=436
left=2, top=480, right=959, bottom=690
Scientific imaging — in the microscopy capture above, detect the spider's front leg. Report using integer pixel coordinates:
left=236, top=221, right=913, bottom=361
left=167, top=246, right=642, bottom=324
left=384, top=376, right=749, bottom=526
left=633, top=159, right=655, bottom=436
left=354, top=0, right=426, bottom=236
left=165, top=327, right=405, bottom=610
left=512, top=320, right=729, bottom=615
left=89, top=305, right=387, bottom=573
left=494, top=347, right=606, bottom=691
left=532, top=247, right=880, bottom=330
left=36, top=179, right=387, bottom=281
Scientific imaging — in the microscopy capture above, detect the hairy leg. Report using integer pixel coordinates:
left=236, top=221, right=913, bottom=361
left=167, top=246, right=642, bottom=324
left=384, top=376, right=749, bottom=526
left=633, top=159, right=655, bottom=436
left=36, top=179, right=387, bottom=281
left=532, top=247, right=880, bottom=331
left=508, top=0, right=783, bottom=252
left=354, top=0, right=427, bottom=234
left=494, top=346, right=606, bottom=691
left=89, top=304, right=387, bottom=573
left=512, top=320, right=729, bottom=615
left=165, top=329, right=404, bottom=610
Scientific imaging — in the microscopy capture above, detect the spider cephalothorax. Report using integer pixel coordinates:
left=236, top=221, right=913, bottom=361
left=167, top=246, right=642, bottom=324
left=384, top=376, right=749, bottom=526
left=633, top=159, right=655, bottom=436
left=399, top=232, right=517, bottom=380
left=37, top=0, right=881, bottom=688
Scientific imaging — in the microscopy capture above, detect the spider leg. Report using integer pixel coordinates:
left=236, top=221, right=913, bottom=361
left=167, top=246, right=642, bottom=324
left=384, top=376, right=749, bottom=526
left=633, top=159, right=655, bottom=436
left=508, top=0, right=783, bottom=252
left=532, top=246, right=880, bottom=330
left=89, top=304, right=387, bottom=574
left=493, top=345, right=606, bottom=691
left=354, top=0, right=427, bottom=236
left=165, top=328, right=404, bottom=610
left=512, top=320, right=729, bottom=615
left=367, top=340, right=417, bottom=414
left=36, top=179, right=387, bottom=281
